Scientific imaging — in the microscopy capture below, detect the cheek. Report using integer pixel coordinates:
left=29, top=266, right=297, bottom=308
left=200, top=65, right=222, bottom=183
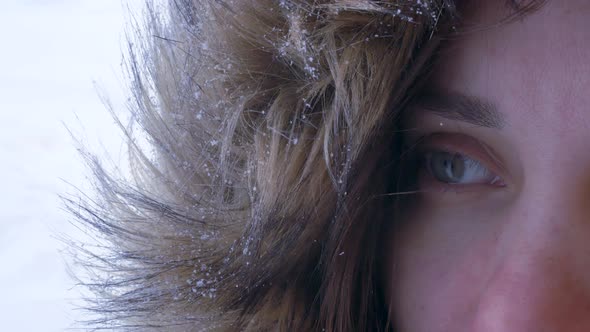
left=385, top=202, right=501, bottom=331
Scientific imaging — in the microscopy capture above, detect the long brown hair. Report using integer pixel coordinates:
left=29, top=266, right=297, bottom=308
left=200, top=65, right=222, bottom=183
left=68, top=0, right=544, bottom=330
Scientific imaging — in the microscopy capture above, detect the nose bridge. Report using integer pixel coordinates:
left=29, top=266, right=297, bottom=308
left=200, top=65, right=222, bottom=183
left=471, top=179, right=590, bottom=331
left=512, top=143, right=590, bottom=248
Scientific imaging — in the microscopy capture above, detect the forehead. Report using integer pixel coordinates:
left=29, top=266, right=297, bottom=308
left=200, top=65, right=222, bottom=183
left=431, top=0, right=590, bottom=132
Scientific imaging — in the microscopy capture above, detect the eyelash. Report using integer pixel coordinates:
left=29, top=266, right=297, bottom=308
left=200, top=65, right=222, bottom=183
left=404, top=133, right=506, bottom=192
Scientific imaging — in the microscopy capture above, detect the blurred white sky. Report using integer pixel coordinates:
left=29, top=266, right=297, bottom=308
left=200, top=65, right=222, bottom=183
left=0, top=1, right=145, bottom=330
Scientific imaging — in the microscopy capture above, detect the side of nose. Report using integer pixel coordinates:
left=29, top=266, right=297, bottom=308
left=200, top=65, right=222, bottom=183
left=471, top=187, right=590, bottom=332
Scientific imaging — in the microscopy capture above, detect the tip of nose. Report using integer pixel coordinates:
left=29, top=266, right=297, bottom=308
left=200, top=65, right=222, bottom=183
left=472, top=299, right=528, bottom=331
left=471, top=281, right=590, bottom=332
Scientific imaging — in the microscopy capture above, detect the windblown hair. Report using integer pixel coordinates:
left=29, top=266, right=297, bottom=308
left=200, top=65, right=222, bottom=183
left=68, top=0, right=544, bottom=331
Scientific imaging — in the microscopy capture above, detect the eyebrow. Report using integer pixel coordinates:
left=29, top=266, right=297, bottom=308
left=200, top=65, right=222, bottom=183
left=412, top=91, right=505, bottom=129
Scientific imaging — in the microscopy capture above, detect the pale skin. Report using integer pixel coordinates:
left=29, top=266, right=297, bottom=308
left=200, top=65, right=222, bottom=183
left=386, top=1, right=590, bottom=331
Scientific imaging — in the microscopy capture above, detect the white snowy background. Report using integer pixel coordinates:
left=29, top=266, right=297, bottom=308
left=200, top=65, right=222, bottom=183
left=0, top=1, right=145, bottom=330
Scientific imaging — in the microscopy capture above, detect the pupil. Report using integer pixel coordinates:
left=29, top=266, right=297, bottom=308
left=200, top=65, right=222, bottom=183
left=448, top=154, right=465, bottom=182
left=430, top=152, right=466, bottom=183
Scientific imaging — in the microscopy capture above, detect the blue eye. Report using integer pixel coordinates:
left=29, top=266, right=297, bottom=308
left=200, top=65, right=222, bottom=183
left=425, top=151, right=498, bottom=185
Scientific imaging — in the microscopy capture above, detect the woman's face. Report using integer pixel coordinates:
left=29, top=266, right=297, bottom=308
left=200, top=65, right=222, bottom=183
left=386, top=1, right=590, bottom=331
